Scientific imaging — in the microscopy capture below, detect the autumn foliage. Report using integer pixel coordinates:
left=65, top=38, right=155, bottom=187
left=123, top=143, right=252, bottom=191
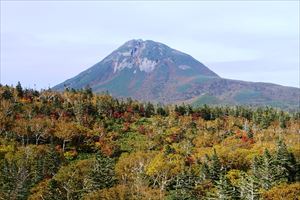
left=0, top=84, right=299, bottom=200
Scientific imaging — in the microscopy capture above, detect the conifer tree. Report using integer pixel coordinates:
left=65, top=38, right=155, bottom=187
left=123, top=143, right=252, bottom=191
left=279, top=112, right=288, bottom=129
left=275, top=140, right=297, bottom=182
left=253, top=149, right=287, bottom=190
left=210, top=149, right=222, bottom=182
left=260, top=149, right=277, bottom=190
left=45, top=145, right=63, bottom=176
left=200, top=162, right=210, bottom=181
left=145, top=102, right=155, bottom=117
left=215, top=175, right=239, bottom=200
left=32, top=157, right=45, bottom=185
left=200, top=150, right=223, bottom=183
left=16, top=81, right=24, bottom=98
left=0, top=159, right=16, bottom=199
left=240, top=173, right=260, bottom=200
left=156, top=106, right=167, bottom=116
left=88, top=153, right=116, bottom=191
left=1, top=87, right=13, bottom=100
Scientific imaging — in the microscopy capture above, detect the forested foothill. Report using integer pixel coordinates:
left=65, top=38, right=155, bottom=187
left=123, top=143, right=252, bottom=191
left=0, top=83, right=299, bottom=200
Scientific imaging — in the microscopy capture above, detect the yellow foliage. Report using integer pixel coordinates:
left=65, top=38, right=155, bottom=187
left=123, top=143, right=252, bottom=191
left=219, top=148, right=254, bottom=170
left=0, top=144, right=14, bottom=156
left=171, top=140, right=193, bottom=155
left=194, top=141, right=258, bottom=169
left=28, top=179, right=50, bottom=200
left=251, top=142, right=276, bottom=155
left=63, top=150, right=78, bottom=160
left=194, top=147, right=213, bottom=162
left=146, top=152, right=184, bottom=177
left=115, top=151, right=155, bottom=183
left=261, top=183, right=300, bottom=200
left=226, top=169, right=242, bottom=187
left=83, top=184, right=163, bottom=200
left=290, top=145, right=300, bottom=160
left=193, top=133, right=219, bottom=148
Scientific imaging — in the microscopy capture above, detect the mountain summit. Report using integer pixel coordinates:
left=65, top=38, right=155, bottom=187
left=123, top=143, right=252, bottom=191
left=101, top=39, right=218, bottom=76
left=54, top=39, right=299, bottom=109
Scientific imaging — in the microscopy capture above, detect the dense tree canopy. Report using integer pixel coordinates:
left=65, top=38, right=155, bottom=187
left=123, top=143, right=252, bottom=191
left=0, top=84, right=299, bottom=199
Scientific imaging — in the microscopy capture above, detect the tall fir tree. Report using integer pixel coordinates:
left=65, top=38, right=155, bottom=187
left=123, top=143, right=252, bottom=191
left=215, top=175, right=240, bottom=200
left=87, top=152, right=116, bottom=191
left=210, top=149, right=222, bottom=182
left=275, top=140, right=297, bottom=182
left=240, top=173, right=260, bottom=200
left=16, top=81, right=24, bottom=98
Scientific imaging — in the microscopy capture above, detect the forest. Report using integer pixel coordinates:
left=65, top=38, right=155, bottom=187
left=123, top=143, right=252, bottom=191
left=0, top=82, right=299, bottom=200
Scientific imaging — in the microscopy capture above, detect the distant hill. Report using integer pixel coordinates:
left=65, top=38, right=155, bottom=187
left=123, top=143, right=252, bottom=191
left=53, top=39, right=299, bottom=109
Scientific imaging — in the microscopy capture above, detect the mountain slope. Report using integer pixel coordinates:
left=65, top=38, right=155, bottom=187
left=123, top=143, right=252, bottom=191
left=53, top=39, right=299, bottom=109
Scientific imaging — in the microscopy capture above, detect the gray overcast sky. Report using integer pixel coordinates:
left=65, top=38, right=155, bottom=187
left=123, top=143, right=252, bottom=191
left=1, top=1, right=299, bottom=89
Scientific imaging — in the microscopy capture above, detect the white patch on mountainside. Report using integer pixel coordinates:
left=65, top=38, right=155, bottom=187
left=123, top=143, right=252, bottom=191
left=139, top=58, right=157, bottom=72
left=132, top=42, right=146, bottom=57
left=113, top=59, right=133, bottom=73
left=113, top=57, right=157, bottom=73
left=112, top=41, right=158, bottom=73
left=179, top=65, right=191, bottom=70
left=158, top=47, right=164, bottom=55
left=118, top=51, right=131, bottom=57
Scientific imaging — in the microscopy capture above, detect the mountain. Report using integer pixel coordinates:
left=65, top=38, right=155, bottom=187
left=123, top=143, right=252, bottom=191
left=53, top=39, right=299, bottom=109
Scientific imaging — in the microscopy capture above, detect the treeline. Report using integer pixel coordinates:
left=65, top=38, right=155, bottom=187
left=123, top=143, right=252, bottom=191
left=0, top=83, right=299, bottom=199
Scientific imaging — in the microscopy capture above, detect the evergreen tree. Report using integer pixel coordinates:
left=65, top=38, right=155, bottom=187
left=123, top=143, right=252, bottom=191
left=0, top=159, right=16, bottom=199
left=84, top=84, right=93, bottom=99
left=47, top=179, right=64, bottom=200
left=88, top=153, right=116, bottom=191
left=199, top=104, right=212, bottom=120
left=32, top=157, right=45, bottom=185
left=260, top=149, right=277, bottom=189
left=253, top=149, right=287, bottom=190
left=199, top=150, right=223, bottom=183
left=244, top=121, right=253, bottom=139
left=1, top=87, right=13, bottom=100
left=0, top=155, right=31, bottom=200
left=186, top=105, right=193, bottom=115
left=16, top=81, right=24, bottom=98
left=45, top=145, right=63, bottom=176
left=176, top=104, right=187, bottom=116
left=156, top=106, right=167, bottom=116
left=275, top=140, right=297, bottom=182
left=145, top=102, right=155, bottom=117
left=210, top=149, right=222, bottom=182
left=240, top=173, right=260, bottom=200
left=166, top=172, right=199, bottom=200
left=252, top=156, right=262, bottom=180
left=200, top=162, right=210, bottom=181
left=215, top=175, right=239, bottom=200
left=279, top=111, right=288, bottom=129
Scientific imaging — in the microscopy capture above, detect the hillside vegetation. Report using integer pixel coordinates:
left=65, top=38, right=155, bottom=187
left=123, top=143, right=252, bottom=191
left=0, top=83, right=299, bottom=200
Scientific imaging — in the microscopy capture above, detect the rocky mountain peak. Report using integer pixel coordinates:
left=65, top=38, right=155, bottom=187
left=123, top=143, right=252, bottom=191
left=105, top=39, right=164, bottom=73
left=123, top=39, right=145, bottom=47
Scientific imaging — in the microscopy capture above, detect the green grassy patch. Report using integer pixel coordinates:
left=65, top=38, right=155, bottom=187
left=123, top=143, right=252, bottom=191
left=234, top=90, right=262, bottom=103
left=192, top=94, right=220, bottom=107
